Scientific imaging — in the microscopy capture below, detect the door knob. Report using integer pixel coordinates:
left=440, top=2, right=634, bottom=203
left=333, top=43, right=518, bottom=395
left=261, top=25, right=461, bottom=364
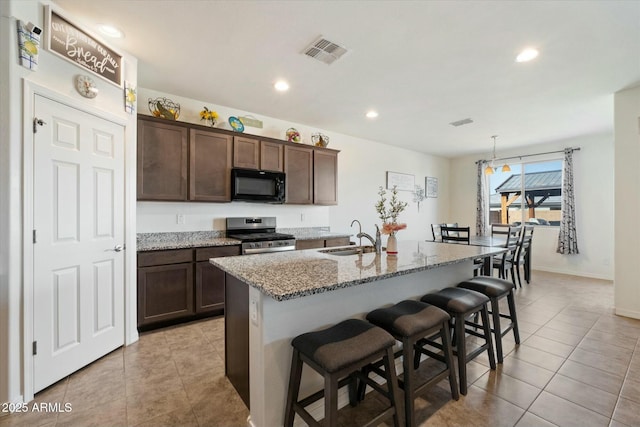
left=109, top=244, right=124, bottom=252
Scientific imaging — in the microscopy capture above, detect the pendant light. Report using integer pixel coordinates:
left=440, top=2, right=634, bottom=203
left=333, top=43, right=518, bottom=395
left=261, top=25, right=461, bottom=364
left=484, top=135, right=510, bottom=174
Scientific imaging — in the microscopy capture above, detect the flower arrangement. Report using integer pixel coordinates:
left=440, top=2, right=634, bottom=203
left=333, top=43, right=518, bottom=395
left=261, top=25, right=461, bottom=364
left=375, top=186, right=408, bottom=235
left=199, top=107, right=219, bottom=127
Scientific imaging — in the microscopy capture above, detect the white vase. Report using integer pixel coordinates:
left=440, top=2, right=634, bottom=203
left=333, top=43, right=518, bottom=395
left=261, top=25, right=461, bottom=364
left=386, top=234, right=398, bottom=255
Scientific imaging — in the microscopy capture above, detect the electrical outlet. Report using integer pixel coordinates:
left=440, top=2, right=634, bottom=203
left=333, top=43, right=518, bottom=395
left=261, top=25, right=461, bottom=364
left=250, top=299, right=258, bottom=325
left=176, top=214, right=185, bottom=225
left=300, top=213, right=305, bottom=222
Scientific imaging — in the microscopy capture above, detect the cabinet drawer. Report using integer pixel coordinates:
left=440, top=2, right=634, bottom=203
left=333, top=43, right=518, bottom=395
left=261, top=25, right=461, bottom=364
left=137, top=249, right=193, bottom=267
left=325, top=237, right=350, bottom=247
left=196, top=245, right=241, bottom=261
left=295, top=239, right=325, bottom=250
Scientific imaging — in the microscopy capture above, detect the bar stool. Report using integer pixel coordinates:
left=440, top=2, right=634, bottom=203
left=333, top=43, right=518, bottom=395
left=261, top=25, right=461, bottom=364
left=364, top=300, right=459, bottom=427
left=284, top=319, right=402, bottom=427
left=458, top=276, right=520, bottom=363
left=419, top=287, right=496, bottom=395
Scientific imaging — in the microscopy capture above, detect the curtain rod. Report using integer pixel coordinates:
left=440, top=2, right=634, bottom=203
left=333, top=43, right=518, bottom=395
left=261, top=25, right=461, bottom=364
left=475, top=147, right=581, bottom=164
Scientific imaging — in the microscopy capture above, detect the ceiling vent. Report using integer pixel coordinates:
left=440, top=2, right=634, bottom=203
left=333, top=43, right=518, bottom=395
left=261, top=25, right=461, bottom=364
left=302, top=36, right=349, bottom=65
left=449, top=118, right=474, bottom=127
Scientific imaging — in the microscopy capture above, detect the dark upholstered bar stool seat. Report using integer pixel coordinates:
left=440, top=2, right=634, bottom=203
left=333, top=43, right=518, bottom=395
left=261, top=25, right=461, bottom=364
left=458, top=276, right=520, bottom=363
left=420, top=288, right=496, bottom=395
left=284, top=319, right=402, bottom=427
left=364, top=300, right=458, bottom=427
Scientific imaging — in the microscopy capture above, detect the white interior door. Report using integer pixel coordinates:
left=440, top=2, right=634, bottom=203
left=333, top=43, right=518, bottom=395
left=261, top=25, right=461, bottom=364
left=32, top=94, right=125, bottom=392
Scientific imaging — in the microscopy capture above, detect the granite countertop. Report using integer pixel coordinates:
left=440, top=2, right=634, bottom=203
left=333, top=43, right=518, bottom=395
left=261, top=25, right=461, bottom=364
left=137, top=231, right=241, bottom=251
left=210, top=240, right=507, bottom=301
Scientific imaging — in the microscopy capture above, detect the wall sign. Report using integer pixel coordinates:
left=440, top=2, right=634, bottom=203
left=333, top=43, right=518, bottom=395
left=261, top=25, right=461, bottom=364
left=45, top=6, right=123, bottom=87
left=386, top=171, right=415, bottom=192
left=426, top=176, right=438, bottom=198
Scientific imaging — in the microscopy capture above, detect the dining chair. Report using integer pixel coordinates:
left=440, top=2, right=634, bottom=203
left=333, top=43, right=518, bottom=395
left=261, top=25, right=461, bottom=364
left=492, top=226, right=520, bottom=284
left=440, top=226, right=470, bottom=244
left=511, top=225, right=534, bottom=288
left=431, top=224, right=443, bottom=241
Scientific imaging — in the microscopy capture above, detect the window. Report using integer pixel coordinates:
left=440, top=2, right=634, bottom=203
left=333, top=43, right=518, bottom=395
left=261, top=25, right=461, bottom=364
left=488, top=159, right=563, bottom=226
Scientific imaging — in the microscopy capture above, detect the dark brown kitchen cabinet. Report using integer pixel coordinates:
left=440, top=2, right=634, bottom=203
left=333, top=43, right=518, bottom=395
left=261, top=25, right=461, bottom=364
left=233, top=138, right=284, bottom=172
left=313, top=149, right=338, bottom=205
left=190, top=129, right=233, bottom=201
left=137, top=249, right=194, bottom=327
left=137, top=119, right=188, bottom=201
left=295, top=237, right=350, bottom=250
left=137, top=245, right=240, bottom=330
left=260, top=141, right=284, bottom=172
left=233, top=136, right=260, bottom=169
left=284, top=145, right=314, bottom=204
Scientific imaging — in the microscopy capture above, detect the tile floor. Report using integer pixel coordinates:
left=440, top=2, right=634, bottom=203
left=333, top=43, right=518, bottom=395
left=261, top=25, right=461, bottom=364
left=1, top=271, right=639, bottom=427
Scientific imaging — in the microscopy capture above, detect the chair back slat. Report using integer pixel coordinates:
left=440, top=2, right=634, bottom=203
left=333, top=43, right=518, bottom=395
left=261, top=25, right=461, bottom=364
left=516, top=225, right=534, bottom=263
left=441, top=226, right=470, bottom=244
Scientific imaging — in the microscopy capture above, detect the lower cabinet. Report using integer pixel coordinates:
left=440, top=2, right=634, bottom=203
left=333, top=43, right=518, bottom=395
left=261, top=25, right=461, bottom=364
left=137, top=245, right=241, bottom=329
left=295, top=236, right=350, bottom=250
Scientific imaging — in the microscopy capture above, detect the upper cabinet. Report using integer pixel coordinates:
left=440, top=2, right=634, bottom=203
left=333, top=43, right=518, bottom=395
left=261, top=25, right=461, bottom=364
left=137, top=115, right=338, bottom=204
left=137, top=119, right=188, bottom=201
left=232, top=137, right=284, bottom=172
left=189, top=129, right=233, bottom=202
left=313, top=150, right=338, bottom=205
left=284, top=145, right=313, bottom=204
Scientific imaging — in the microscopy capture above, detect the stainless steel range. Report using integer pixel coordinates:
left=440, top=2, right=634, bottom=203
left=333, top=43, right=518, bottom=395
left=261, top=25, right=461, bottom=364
left=226, top=217, right=296, bottom=254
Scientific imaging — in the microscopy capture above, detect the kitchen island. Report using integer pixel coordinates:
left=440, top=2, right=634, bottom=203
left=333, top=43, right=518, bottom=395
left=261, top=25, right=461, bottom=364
left=210, top=240, right=506, bottom=427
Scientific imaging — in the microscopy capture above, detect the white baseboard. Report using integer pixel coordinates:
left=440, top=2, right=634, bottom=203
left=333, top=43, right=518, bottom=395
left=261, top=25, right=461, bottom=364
left=532, top=266, right=613, bottom=281
left=614, top=307, right=640, bottom=320
left=0, top=395, right=25, bottom=418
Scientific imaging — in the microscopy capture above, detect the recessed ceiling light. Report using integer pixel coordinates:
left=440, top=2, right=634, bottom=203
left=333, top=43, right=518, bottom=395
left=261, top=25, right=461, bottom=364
left=516, top=48, right=539, bottom=63
left=366, top=110, right=379, bottom=119
left=274, top=80, right=290, bottom=91
left=98, top=24, right=124, bottom=38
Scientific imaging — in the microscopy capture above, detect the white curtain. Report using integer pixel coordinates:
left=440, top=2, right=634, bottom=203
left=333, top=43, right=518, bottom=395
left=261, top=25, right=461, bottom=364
left=476, top=162, right=489, bottom=236
left=557, top=148, right=579, bottom=254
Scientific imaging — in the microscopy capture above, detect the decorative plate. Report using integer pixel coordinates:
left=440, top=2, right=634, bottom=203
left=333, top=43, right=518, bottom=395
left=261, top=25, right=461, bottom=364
left=229, top=116, right=244, bottom=132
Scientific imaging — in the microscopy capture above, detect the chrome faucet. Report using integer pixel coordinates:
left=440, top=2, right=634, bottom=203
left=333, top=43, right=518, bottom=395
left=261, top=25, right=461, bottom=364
left=351, top=220, right=382, bottom=254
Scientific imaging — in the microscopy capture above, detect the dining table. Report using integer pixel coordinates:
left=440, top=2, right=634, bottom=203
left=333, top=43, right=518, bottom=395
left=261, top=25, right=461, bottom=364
left=430, top=235, right=531, bottom=282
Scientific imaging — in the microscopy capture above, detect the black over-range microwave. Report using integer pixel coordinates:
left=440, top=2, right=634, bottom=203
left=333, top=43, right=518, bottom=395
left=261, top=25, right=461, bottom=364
left=231, top=168, right=286, bottom=203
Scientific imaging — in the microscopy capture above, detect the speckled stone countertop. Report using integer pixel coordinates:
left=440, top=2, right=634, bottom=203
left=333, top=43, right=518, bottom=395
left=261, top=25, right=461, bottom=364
left=210, top=240, right=506, bottom=301
left=137, top=231, right=240, bottom=251
left=280, top=227, right=351, bottom=241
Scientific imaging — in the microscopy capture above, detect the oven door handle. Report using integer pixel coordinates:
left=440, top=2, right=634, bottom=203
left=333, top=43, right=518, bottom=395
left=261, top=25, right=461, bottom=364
left=244, top=246, right=296, bottom=255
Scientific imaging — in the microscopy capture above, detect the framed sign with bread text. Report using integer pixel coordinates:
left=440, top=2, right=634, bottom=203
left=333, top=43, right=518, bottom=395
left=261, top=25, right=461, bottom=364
left=45, top=6, right=123, bottom=87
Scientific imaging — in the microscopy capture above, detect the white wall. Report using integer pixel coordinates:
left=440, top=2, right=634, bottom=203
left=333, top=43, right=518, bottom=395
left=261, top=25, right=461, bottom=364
left=450, top=133, right=614, bottom=280
left=137, top=88, right=451, bottom=241
left=0, top=0, right=138, bottom=405
left=614, top=85, right=640, bottom=319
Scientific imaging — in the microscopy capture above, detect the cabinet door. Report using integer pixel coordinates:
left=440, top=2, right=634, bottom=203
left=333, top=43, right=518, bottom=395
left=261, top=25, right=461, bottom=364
left=284, top=145, right=313, bottom=204
left=137, top=118, right=188, bottom=201
left=189, top=129, right=233, bottom=201
left=313, top=150, right=338, bottom=205
left=195, top=262, right=225, bottom=314
left=137, top=263, right=194, bottom=327
left=325, top=237, right=350, bottom=247
left=295, top=239, right=325, bottom=250
left=233, top=136, right=259, bottom=169
left=260, top=141, right=284, bottom=172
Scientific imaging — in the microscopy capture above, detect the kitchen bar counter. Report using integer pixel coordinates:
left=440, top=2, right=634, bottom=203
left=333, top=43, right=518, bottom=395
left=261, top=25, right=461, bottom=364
left=137, top=231, right=240, bottom=251
left=211, top=240, right=504, bottom=301
left=212, top=240, right=506, bottom=427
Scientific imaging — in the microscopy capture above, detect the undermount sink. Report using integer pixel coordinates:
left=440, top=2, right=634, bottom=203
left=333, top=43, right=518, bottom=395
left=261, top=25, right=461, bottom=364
left=320, top=246, right=382, bottom=256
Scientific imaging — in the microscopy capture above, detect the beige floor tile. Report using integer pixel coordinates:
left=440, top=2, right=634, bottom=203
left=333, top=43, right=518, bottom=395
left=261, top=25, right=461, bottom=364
left=528, top=391, right=610, bottom=427
left=577, top=338, right=634, bottom=361
left=500, top=356, right=555, bottom=389
left=568, top=348, right=630, bottom=377
left=0, top=407, right=59, bottom=427
left=545, top=374, right=618, bottom=417
left=190, top=384, right=249, bottom=427
left=522, top=335, right=575, bottom=358
left=171, top=344, right=225, bottom=377
left=474, top=369, right=542, bottom=409
left=64, top=369, right=125, bottom=412
left=584, top=329, right=638, bottom=351
left=132, top=407, right=199, bottom=427
left=510, top=345, right=566, bottom=372
left=56, top=397, right=126, bottom=427
left=612, top=397, right=640, bottom=426
left=126, top=388, right=192, bottom=427
left=514, top=412, right=559, bottom=427
left=544, top=319, right=591, bottom=337
left=556, top=359, right=624, bottom=395
left=534, top=326, right=583, bottom=346
left=620, top=377, right=640, bottom=404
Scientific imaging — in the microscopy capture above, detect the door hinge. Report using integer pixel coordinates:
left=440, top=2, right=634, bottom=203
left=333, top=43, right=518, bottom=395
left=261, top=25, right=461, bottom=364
left=32, top=341, right=37, bottom=355
left=33, top=229, right=37, bottom=244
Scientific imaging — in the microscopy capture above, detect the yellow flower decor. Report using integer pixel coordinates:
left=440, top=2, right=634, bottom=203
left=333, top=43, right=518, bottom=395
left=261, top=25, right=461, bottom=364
left=200, top=107, right=219, bottom=127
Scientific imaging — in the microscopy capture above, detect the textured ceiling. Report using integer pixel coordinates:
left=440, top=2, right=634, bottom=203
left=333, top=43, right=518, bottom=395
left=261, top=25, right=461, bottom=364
left=53, top=0, right=640, bottom=157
